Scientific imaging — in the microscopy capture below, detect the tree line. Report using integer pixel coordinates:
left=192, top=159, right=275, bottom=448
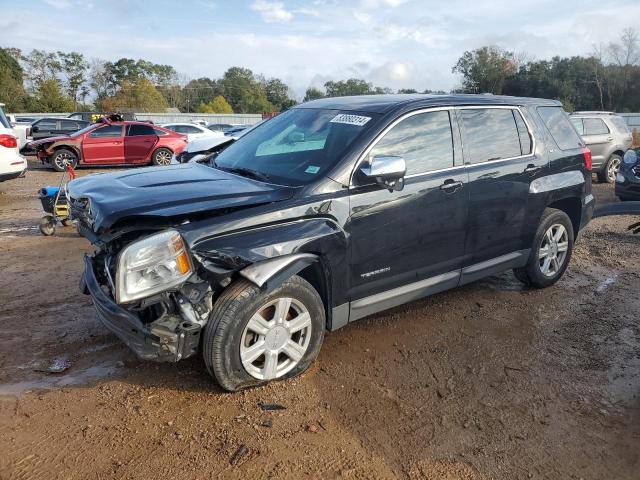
left=0, top=28, right=638, bottom=114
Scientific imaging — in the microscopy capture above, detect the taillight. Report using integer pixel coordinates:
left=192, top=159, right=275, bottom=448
left=583, top=147, right=592, bottom=171
left=0, top=134, right=17, bottom=148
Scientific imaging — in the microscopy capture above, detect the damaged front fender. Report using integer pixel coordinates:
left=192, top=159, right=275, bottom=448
left=239, top=253, right=318, bottom=291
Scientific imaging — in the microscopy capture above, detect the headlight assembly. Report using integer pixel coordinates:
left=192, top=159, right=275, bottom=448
left=116, top=230, right=193, bottom=303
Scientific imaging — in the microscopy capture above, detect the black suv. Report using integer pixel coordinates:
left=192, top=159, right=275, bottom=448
left=29, top=117, right=91, bottom=140
left=69, top=94, right=594, bottom=391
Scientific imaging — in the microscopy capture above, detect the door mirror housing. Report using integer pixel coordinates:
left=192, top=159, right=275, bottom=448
left=359, top=155, right=406, bottom=191
left=32, top=126, right=39, bottom=133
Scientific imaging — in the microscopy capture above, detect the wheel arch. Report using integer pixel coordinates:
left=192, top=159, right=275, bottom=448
left=51, top=143, right=81, bottom=160
left=547, top=197, right=582, bottom=237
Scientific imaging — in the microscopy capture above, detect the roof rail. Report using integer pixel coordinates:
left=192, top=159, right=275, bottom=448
left=570, top=111, right=616, bottom=115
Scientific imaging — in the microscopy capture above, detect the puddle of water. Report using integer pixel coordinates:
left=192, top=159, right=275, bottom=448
left=596, top=274, right=618, bottom=293
left=0, top=362, right=118, bottom=397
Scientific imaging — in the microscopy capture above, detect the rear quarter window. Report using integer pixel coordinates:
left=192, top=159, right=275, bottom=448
left=537, top=107, right=583, bottom=150
left=608, top=116, right=631, bottom=134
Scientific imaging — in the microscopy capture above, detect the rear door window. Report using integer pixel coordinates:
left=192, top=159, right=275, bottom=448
left=370, top=110, right=454, bottom=174
left=583, top=118, right=609, bottom=135
left=60, top=120, right=80, bottom=130
left=537, top=107, right=583, bottom=150
left=460, top=108, right=522, bottom=163
left=37, top=119, right=58, bottom=130
left=127, top=124, right=156, bottom=136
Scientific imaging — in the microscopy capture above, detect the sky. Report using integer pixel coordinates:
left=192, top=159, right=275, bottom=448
left=1, top=0, right=639, bottom=98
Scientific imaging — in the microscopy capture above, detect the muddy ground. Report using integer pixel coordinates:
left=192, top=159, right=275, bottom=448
left=0, top=162, right=638, bottom=480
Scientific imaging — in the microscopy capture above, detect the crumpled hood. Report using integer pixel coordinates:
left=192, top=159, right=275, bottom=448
left=29, top=135, right=73, bottom=147
left=68, top=163, right=295, bottom=232
left=184, top=134, right=231, bottom=153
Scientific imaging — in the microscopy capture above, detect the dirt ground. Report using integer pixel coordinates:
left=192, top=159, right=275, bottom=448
left=0, top=161, right=638, bottom=480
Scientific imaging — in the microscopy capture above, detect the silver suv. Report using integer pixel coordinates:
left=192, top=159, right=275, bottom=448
left=570, top=112, right=632, bottom=183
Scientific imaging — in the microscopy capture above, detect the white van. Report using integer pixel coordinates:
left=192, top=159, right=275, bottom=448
left=0, top=103, right=27, bottom=182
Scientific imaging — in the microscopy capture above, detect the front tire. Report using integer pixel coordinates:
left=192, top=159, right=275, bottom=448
left=513, top=208, right=574, bottom=288
left=202, top=276, right=325, bottom=391
left=51, top=148, right=78, bottom=172
left=151, top=148, right=172, bottom=166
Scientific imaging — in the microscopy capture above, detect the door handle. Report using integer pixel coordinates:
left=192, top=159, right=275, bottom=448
left=524, top=163, right=541, bottom=174
left=607, top=137, right=613, bottom=141
left=440, top=179, right=463, bottom=192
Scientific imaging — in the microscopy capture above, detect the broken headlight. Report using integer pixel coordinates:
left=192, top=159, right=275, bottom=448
left=116, top=230, right=193, bottom=304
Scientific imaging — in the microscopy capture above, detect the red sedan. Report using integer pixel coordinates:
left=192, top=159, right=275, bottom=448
left=29, top=121, right=188, bottom=171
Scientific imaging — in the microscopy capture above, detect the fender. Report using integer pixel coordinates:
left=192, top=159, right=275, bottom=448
left=240, top=253, right=319, bottom=291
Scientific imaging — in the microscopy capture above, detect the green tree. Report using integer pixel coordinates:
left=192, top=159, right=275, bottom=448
left=324, top=78, right=374, bottom=96
left=262, top=78, right=296, bottom=110
left=452, top=46, right=518, bottom=94
left=0, top=48, right=28, bottom=111
left=219, top=67, right=275, bottom=113
left=57, top=51, right=89, bottom=108
left=196, top=95, right=234, bottom=113
left=23, top=49, right=61, bottom=91
left=33, top=78, right=75, bottom=112
left=101, top=78, right=168, bottom=112
left=303, top=87, right=325, bottom=102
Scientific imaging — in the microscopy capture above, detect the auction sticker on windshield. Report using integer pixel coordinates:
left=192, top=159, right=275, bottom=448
left=330, top=114, right=371, bottom=126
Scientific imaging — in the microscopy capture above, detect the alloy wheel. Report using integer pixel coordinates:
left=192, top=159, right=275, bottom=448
left=240, top=297, right=312, bottom=380
left=54, top=152, right=74, bottom=170
left=538, top=223, right=569, bottom=277
left=607, top=157, right=621, bottom=182
left=155, top=150, right=172, bottom=165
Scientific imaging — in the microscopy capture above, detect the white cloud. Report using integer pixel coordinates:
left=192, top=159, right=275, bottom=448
left=250, top=0, right=294, bottom=23
left=43, top=0, right=72, bottom=8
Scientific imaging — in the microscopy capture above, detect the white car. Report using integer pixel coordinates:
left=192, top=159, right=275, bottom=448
left=170, top=135, right=233, bottom=164
left=161, top=123, right=224, bottom=142
left=0, top=104, right=27, bottom=183
left=6, top=114, right=31, bottom=149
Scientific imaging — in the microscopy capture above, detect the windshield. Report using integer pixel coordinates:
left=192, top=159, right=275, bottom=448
left=71, top=124, right=99, bottom=137
left=214, top=108, right=378, bottom=185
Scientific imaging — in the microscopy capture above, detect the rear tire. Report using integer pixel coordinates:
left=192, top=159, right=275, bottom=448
left=513, top=208, right=574, bottom=288
left=202, top=276, right=325, bottom=391
left=51, top=149, right=78, bottom=172
left=598, top=154, right=622, bottom=184
left=151, top=148, right=172, bottom=166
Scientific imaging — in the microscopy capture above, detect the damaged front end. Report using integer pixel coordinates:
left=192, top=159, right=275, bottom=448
left=81, top=229, right=220, bottom=362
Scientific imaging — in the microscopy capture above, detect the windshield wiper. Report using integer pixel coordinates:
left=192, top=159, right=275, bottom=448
left=215, top=164, right=271, bottom=183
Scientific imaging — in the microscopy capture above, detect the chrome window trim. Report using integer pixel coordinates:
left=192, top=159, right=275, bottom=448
left=349, top=105, right=537, bottom=187
left=456, top=105, right=536, bottom=165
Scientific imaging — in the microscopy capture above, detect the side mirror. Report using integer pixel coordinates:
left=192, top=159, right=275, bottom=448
left=359, top=155, right=406, bottom=191
left=623, top=149, right=638, bottom=165
left=32, top=126, right=39, bottom=133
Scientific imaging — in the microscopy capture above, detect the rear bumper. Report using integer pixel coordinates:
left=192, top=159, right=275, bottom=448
left=82, top=255, right=181, bottom=362
left=0, top=168, right=26, bottom=182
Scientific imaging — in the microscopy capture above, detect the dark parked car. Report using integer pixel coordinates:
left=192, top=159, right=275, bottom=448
left=29, top=117, right=91, bottom=141
left=615, top=148, right=640, bottom=201
left=68, top=112, right=136, bottom=122
left=69, top=94, right=594, bottom=391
